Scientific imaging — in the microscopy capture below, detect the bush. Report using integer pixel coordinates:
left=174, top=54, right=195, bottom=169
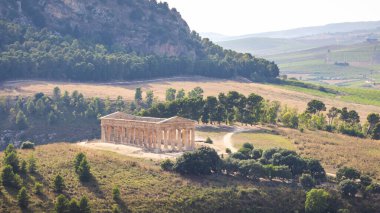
left=360, top=175, right=372, bottom=187
left=238, top=160, right=267, bottom=180
left=336, top=167, right=361, bottom=181
left=173, top=147, right=221, bottom=175
left=365, top=183, right=380, bottom=194
left=113, top=186, right=121, bottom=201
left=306, top=159, right=326, bottom=181
left=237, top=147, right=251, bottom=157
left=305, top=189, right=330, bottom=213
left=300, top=174, right=316, bottom=189
left=205, top=137, right=213, bottom=144
left=160, top=159, right=174, bottom=171
left=78, top=158, right=91, bottom=182
left=4, top=150, right=20, bottom=172
left=74, top=152, right=86, bottom=172
left=339, top=179, right=359, bottom=197
left=265, top=165, right=292, bottom=181
left=1, top=165, right=21, bottom=188
left=68, top=198, right=80, bottom=212
left=20, top=160, right=27, bottom=174
left=79, top=196, right=91, bottom=213
left=222, top=157, right=240, bottom=175
left=34, top=182, right=43, bottom=195
left=20, top=141, right=35, bottom=149
left=17, top=187, right=29, bottom=208
left=28, top=156, right=37, bottom=173
left=251, top=149, right=262, bottom=160
left=54, top=175, right=65, bottom=193
left=225, top=148, right=232, bottom=154
left=112, top=204, right=121, bottom=213
left=230, top=152, right=248, bottom=160
left=242, top=143, right=254, bottom=150
left=55, top=194, right=69, bottom=213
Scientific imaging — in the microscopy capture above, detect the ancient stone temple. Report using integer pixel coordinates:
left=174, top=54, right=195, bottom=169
left=100, top=112, right=196, bottom=152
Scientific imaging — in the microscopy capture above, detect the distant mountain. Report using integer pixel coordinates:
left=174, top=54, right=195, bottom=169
left=236, top=21, right=380, bottom=39
left=216, top=22, right=380, bottom=56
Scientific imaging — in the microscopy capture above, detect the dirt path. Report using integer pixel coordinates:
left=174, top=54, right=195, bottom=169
left=223, top=126, right=261, bottom=152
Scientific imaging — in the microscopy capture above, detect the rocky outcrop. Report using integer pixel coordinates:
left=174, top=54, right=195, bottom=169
left=0, top=0, right=196, bottom=58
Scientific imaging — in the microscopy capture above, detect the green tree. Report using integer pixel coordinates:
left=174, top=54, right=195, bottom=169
left=74, top=153, right=86, bottom=172
left=174, top=147, right=221, bottom=175
left=68, top=198, right=80, bottom=213
left=176, top=89, right=186, bottom=100
left=54, top=175, right=65, bottom=193
left=145, top=90, right=154, bottom=107
left=300, top=173, right=316, bottom=189
left=305, top=189, right=330, bottom=213
left=306, top=100, right=326, bottom=114
left=160, top=159, right=174, bottom=171
left=4, top=149, right=20, bottom=172
left=205, top=137, right=213, bottom=144
left=17, top=187, right=29, bottom=208
left=79, top=196, right=91, bottom=213
left=188, top=87, right=204, bottom=99
left=113, top=186, right=121, bottom=201
left=20, top=160, right=27, bottom=174
left=242, top=143, right=254, bottom=150
left=15, top=110, right=28, bottom=129
left=204, top=96, right=218, bottom=124
left=55, top=194, right=69, bottom=213
left=339, top=179, right=358, bottom=197
left=336, top=167, right=361, bottom=181
left=28, top=155, right=37, bottom=173
left=53, top=87, right=61, bottom=101
left=367, top=113, right=380, bottom=135
left=371, top=123, right=380, bottom=140
left=134, top=87, right=142, bottom=102
left=78, top=158, right=91, bottom=182
left=165, top=88, right=176, bottom=101
left=34, top=182, right=43, bottom=195
left=112, top=204, right=121, bottom=213
left=1, top=165, right=21, bottom=188
left=327, top=107, right=340, bottom=125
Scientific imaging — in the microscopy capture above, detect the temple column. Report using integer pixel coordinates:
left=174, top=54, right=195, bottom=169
left=178, top=129, right=183, bottom=151
left=191, top=128, right=195, bottom=149
left=163, top=129, right=168, bottom=150
left=184, top=128, right=189, bottom=150
left=101, top=125, right=106, bottom=142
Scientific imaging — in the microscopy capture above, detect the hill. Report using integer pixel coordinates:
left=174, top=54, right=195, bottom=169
left=267, top=41, right=380, bottom=86
left=0, top=143, right=308, bottom=212
left=0, top=0, right=279, bottom=82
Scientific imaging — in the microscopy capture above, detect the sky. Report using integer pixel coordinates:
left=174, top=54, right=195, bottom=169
left=160, top=0, right=380, bottom=36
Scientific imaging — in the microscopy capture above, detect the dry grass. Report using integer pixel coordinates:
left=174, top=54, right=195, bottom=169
left=2, top=77, right=380, bottom=120
left=231, top=130, right=296, bottom=151
left=0, top=143, right=307, bottom=212
left=277, top=127, right=380, bottom=180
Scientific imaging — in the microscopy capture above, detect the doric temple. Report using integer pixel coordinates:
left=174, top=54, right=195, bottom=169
left=100, top=112, right=196, bottom=152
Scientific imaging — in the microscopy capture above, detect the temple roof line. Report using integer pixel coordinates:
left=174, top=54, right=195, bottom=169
left=100, top=111, right=196, bottom=124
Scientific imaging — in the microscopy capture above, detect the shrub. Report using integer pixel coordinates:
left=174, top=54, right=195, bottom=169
left=225, top=148, right=232, bottom=154
left=17, top=187, right=29, bottom=208
left=4, top=150, right=20, bottom=172
left=1, top=165, right=21, bottom=188
left=28, top=156, right=37, bottom=173
left=305, top=189, right=330, bottom=213
left=54, top=175, right=65, bottom=193
left=305, top=159, right=326, bottom=181
left=78, top=158, right=91, bottom=182
left=20, top=160, right=27, bottom=174
left=230, top=152, right=248, bottom=160
left=336, top=167, right=361, bottom=181
left=112, top=204, right=121, bottom=213
left=238, top=160, right=267, bottom=180
left=160, top=159, right=174, bottom=171
left=79, top=196, right=91, bottom=213
left=360, top=175, right=372, bottom=187
left=55, top=194, right=68, bottom=213
left=173, top=147, right=221, bottom=175
left=237, top=147, right=251, bottom=157
left=242, top=143, right=254, bottom=150
left=34, top=182, right=43, bottom=195
left=339, top=179, right=359, bottom=197
left=222, top=157, right=240, bottom=175
left=20, top=141, right=35, bottom=149
left=74, top=153, right=86, bottom=172
left=68, top=198, right=80, bottom=212
left=300, top=174, right=316, bottom=189
left=205, top=137, right=213, bottom=144
left=365, top=183, right=380, bottom=194
left=265, top=165, right=292, bottom=181
left=251, top=149, right=262, bottom=160
left=113, top=186, right=121, bottom=201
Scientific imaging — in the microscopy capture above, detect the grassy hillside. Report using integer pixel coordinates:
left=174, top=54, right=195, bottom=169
left=2, top=77, right=380, bottom=121
left=0, top=143, right=310, bottom=212
left=268, top=42, right=380, bottom=86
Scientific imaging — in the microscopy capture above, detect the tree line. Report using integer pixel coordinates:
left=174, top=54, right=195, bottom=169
left=0, top=20, right=279, bottom=82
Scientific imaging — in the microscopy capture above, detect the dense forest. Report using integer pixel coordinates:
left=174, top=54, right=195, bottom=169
left=0, top=0, right=279, bottom=82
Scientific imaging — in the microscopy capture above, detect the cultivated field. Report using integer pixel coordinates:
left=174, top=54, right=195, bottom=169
left=2, top=77, right=380, bottom=121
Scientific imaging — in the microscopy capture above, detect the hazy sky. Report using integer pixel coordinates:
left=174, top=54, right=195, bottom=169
left=161, top=0, right=380, bottom=36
